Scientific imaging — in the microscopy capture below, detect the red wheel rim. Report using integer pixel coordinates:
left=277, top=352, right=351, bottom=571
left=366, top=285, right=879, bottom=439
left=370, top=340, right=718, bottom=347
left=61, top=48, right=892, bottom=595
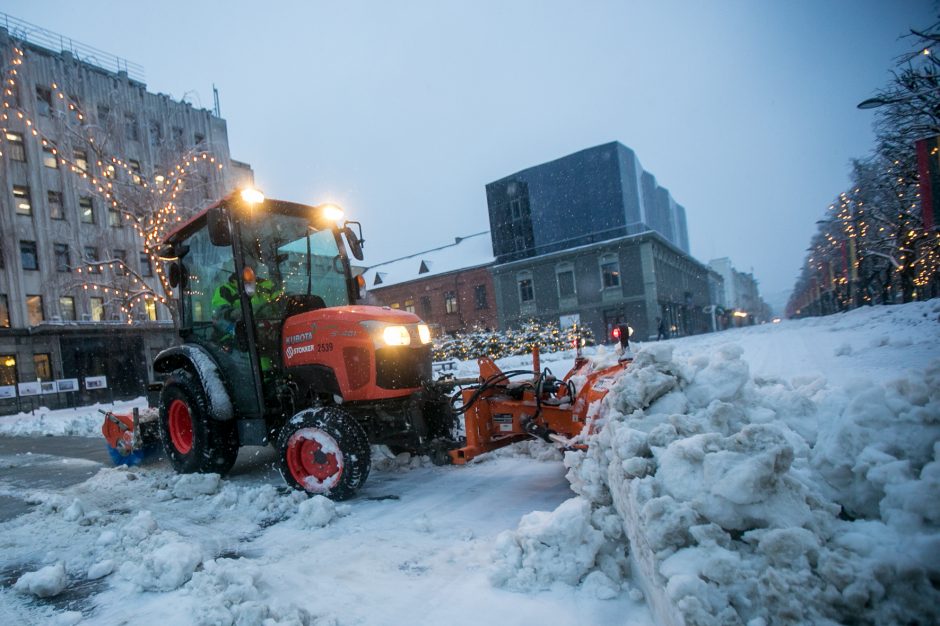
left=168, top=399, right=194, bottom=454
left=285, top=428, right=344, bottom=492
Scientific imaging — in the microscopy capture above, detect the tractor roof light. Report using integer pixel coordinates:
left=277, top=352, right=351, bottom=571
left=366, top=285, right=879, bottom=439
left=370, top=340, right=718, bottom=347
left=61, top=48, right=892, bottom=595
left=320, top=203, right=344, bottom=223
left=240, top=187, right=265, bottom=205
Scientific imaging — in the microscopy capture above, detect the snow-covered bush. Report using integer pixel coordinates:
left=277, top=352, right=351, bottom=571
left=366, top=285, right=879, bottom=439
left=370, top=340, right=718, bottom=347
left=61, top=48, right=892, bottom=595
left=433, top=320, right=595, bottom=361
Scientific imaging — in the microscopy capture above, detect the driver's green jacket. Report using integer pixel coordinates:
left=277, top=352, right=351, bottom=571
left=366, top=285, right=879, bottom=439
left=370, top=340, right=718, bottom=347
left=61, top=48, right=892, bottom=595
left=211, top=277, right=280, bottom=312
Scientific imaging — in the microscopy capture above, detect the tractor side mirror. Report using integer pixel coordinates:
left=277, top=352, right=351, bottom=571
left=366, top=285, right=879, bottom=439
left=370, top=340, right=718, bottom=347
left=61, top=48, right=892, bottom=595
left=343, top=222, right=364, bottom=261
left=168, top=262, right=188, bottom=289
left=207, top=207, right=232, bottom=247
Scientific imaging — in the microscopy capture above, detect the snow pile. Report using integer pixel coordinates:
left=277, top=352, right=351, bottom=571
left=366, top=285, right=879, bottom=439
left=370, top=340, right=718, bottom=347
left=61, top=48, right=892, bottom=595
left=13, top=563, right=68, bottom=598
left=554, top=310, right=940, bottom=625
left=0, top=398, right=148, bottom=438
left=491, top=497, right=635, bottom=600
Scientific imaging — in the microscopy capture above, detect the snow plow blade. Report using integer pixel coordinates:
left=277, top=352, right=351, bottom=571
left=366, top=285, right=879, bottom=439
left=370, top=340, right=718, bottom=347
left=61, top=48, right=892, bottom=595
left=449, top=346, right=632, bottom=464
left=100, top=408, right=160, bottom=466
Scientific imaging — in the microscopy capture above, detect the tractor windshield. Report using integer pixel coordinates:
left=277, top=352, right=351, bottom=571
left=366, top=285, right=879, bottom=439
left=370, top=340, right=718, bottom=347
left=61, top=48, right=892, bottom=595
left=238, top=213, right=350, bottom=308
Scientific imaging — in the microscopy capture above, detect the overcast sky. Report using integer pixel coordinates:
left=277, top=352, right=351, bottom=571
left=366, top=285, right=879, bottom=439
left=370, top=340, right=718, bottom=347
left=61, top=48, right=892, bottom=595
left=7, top=1, right=936, bottom=307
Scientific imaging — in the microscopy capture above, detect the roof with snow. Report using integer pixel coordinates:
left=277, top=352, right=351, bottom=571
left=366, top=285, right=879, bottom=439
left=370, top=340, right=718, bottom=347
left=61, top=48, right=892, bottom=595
left=362, top=231, right=494, bottom=290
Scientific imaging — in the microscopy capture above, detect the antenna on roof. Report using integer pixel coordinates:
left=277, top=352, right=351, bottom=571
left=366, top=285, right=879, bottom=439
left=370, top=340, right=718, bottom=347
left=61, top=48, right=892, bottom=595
left=212, top=84, right=221, bottom=117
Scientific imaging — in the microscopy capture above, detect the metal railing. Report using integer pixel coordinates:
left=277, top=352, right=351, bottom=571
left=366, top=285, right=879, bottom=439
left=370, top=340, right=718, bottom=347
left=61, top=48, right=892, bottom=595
left=0, top=12, right=146, bottom=83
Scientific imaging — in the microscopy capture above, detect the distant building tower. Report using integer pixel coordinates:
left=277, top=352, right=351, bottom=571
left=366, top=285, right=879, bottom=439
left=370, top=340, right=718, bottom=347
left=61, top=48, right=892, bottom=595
left=485, top=141, right=690, bottom=263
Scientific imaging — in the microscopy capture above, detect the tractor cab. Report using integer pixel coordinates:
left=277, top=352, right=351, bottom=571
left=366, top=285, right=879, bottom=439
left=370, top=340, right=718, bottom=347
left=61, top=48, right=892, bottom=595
left=160, top=190, right=365, bottom=421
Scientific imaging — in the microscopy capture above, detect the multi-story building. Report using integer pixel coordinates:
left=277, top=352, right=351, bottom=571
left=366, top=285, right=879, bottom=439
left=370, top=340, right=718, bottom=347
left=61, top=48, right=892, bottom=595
left=0, top=16, right=251, bottom=412
left=491, top=231, right=714, bottom=341
left=707, top=257, right=769, bottom=326
left=487, top=142, right=714, bottom=341
left=361, top=232, right=497, bottom=335
left=486, top=141, right=690, bottom=264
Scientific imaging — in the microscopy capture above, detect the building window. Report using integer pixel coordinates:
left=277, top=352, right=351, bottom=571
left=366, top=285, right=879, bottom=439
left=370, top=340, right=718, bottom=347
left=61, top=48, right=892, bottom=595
left=194, top=132, right=205, bottom=146
left=79, top=197, right=95, bottom=223
left=145, top=300, right=157, bottom=321
left=113, top=249, right=127, bottom=275
left=36, top=86, right=53, bottom=116
left=390, top=302, right=400, bottom=309
left=404, top=298, right=415, bottom=313
left=90, top=297, right=104, bottom=322
left=54, top=243, right=71, bottom=272
left=108, top=206, right=122, bottom=227
left=59, top=296, right=76, bottom=321
left=6, top=131, right=25, bottom=161
left=0, top=295, right=9, bottom=328
left=172, top=126, right=184, bottom=149
left=556, top=263, right=576, bottom=299
left=129, top=159, right=142, bottom=185
left=149, top=121, right=162, bottom=147
left=84, top=247, right=101, bottom=273
left=600, top=254, right=621, bottom=289
left=420, top=296, right=432, bottom=318
left=42, top=144, right=58, bottom=168
left=33, top=354, right=52, bottom=380
left=48, top=191, right=64, bottom=219
left=140, top=253, right=153, bottom=277
left=444, top=291, right=458, bottom=314
left=74, top=149, right=88, bottom=173
left=97, top=104, right=110, bottom=124
left=13, top=185, right=32, bottom=215
left=474, top=284, right=488, bottom=310
left=67, top=95, right=82, bottom=124
left=26, top=295, right=44, bottom=325
left=20, top=241, right=38, bottom=270
left=0, top=354, right=15, bottom=384
left=124, top=113, right=139, bottom=141
left=510, top=198, right=523, bottom=220
left=103, top=163, right=116, bottom=178
left=517, top=271, right=534, bottom=303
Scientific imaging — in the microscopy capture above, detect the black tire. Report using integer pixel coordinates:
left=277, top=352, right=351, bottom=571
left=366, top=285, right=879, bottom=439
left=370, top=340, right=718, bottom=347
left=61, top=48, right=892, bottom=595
left=159, top=369, right=239, bottom=475
left=276, top=407, right=371, bottom=500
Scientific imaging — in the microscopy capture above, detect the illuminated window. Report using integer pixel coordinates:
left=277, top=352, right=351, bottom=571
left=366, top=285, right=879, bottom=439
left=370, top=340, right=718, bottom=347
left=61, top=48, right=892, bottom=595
left=390, top=302, right=400, bottom=309
left=108, top=207, right=122, bottom=227
left=33, top=354, right=52, bottom=380
left=26, top=295, right=44, bottom=325
left=74, top=149, right=88, bottom=172
left=80, top=197, right=95, bottom=223
left=129, top=159, right=142, bottom=185
left=13, top=185, right=31, bottom=215
left=600, top=254, right=620, bottom=289
left=89, top=297, right=104, bottom=322
left=404, top=298, right=415, bottom=313
left=6, top=131, right=25, bottom=161
left=444, top=291, right=458, bottom=314
left=0, top=354, right=15, bottom=385
left=0, top=295, right=9, bottom=328
left=145, top=300, right=157, bottom=321
left=42, top=144, right=58, bottom=169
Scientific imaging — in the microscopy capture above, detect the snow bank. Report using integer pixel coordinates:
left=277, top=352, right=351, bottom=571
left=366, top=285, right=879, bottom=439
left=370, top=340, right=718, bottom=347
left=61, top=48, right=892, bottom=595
left=498, top=302, right=940, bottom=625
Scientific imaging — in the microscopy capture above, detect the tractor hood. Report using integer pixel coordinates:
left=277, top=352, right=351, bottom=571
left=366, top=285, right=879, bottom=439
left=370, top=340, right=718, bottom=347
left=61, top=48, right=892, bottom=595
left=300, top=305, right=423, bottom=326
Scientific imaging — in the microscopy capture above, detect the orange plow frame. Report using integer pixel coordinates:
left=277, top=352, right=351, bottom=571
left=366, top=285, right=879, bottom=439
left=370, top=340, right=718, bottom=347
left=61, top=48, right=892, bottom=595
left=448, top=347, right=632, bottom=464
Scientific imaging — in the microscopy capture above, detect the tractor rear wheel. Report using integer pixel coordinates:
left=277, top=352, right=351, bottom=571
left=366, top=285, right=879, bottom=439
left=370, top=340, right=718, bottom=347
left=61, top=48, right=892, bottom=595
left=276, top=407, right=371, bottom=500
left=159, top=369, right=239, bottom=475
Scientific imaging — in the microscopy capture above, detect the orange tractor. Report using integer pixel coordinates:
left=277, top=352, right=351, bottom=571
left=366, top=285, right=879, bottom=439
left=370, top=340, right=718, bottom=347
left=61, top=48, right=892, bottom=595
left=103, top=190, right=632, bottom=499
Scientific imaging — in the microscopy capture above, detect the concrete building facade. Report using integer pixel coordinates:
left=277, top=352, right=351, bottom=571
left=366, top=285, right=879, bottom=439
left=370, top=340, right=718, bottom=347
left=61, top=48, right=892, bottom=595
left=0, top=18, right=250, bottom=412
left=491, top=231, right=715, bottom=342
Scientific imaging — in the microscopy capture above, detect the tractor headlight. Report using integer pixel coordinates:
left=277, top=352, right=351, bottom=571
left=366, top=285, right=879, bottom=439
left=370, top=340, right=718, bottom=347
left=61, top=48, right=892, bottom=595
left=417, top=324, right=431, bottom=344
left=382, top=325, right=411, bottom=346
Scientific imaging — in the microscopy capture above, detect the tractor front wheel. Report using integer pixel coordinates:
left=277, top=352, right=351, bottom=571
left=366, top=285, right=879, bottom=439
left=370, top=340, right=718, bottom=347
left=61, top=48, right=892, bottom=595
left=276, top=407, right=371, bottom=500
left=159, top=369, right=239, bottom=475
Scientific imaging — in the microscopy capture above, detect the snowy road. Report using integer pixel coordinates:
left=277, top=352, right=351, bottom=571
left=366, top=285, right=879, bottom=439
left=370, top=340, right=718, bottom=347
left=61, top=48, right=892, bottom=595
left=0, top=439, right=654, bottom=625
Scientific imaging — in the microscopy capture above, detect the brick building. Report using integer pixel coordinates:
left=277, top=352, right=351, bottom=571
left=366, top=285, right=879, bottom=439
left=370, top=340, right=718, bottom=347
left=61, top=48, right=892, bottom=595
left=361, top=232, right=497, bottom=335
